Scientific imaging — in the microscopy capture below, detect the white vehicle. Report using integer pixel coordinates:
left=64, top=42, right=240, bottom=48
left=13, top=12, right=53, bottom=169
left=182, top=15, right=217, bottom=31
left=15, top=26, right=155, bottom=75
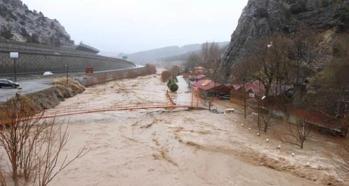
left=43, top=71, right=54, bottom=76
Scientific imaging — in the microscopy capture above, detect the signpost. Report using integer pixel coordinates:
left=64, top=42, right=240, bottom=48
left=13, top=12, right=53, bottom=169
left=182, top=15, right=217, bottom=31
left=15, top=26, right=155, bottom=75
left=10, top=52, right=19, bottom=82
left=65, top=64, right=69, bottom=85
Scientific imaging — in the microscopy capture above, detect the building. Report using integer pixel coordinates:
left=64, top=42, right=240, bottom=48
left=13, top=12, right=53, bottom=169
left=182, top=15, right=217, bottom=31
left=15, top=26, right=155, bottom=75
left=76, top=42, right=100, bottom=54
left=231, top=80, right=265, bottom=99
left=193, top=79, right=231, bottom=98
left=193, top=66, right=206, bottom=76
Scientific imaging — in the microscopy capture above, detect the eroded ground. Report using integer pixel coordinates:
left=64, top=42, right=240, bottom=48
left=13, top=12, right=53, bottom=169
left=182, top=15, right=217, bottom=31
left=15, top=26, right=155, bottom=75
left=47, top=75, right=349, bottom=186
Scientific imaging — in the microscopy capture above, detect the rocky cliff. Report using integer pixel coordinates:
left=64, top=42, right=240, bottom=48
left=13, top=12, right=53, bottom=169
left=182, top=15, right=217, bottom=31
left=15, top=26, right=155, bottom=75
left=0, top=0, right=74, bottom=46
left=222, top=0, right=349, bottom=80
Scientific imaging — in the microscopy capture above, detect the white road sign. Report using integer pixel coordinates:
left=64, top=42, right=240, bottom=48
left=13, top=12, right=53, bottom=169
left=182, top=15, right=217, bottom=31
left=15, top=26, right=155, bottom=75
left=10, top=52, right=19, bottom=59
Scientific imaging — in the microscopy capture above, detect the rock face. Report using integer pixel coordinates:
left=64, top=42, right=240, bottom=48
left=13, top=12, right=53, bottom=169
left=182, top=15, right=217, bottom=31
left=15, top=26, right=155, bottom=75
left=221, top=0, right=349, bottom=80
left=0, top=0, right=74, bottom=46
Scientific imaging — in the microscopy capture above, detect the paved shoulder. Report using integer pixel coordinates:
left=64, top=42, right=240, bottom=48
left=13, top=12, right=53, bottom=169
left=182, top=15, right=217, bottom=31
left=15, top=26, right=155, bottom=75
left=0, top=79, right=52, bottom=103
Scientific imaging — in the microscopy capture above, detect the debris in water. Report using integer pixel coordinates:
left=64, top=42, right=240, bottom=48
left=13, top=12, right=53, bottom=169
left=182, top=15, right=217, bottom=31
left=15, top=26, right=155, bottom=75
left=306, top=162, right=310, bottom=167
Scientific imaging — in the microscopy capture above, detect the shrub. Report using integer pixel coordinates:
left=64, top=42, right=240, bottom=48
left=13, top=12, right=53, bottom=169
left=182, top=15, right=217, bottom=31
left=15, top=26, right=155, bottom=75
left=161, top=71, right=171, bottom=82
left=167, top=79, right=179, bottom=92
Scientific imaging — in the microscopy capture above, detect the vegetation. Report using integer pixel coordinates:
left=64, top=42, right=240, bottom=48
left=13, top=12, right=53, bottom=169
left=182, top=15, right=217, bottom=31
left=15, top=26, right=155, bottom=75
left=0, top=94, right=87, bottom=186
left=167, top=78, right=179, bottom=92
left=0, top=26, right=13, bottom=39
left=161, top=71, right=172, bottom=83
left=184, top=42, right=223, bottom=81
left=231, top=26, right=349, bottom=146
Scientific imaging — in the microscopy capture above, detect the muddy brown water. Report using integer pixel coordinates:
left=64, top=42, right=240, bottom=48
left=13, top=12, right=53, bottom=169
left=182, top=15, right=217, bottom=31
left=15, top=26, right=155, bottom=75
left=42, top=75, right=347, bottom=186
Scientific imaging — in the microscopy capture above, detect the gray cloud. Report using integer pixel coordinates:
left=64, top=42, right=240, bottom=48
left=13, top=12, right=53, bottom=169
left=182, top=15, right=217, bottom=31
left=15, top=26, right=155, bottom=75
left=21, top=0, right=248, bottom=54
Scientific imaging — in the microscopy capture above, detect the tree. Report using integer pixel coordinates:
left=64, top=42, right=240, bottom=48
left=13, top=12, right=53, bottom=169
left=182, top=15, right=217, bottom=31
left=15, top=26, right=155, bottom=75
left=0, top=94, right=87, bottom=186
left=232, top=30, right=320, bottom=133
left=0, top=26, right=13, bottom=39
left=305, top=33, right=349, bottom=116
left=184, top=53, right=202, bottom=72
left=183, top=42, right=223, bottom=78
left=201, top=42, right=222, bottom=81
left=287, top=119, right=311, bottom=149
left=243, top=34, right=293, bottom=132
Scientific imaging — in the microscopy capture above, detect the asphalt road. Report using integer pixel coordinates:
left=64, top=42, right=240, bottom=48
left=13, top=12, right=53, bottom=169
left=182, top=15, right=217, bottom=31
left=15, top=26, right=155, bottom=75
left=0, top=78, right=52, bottom=103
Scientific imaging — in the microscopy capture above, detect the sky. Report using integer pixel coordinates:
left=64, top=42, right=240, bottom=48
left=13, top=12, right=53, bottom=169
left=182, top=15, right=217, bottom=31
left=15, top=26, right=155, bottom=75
left=21, top=0, right=248, bottom=54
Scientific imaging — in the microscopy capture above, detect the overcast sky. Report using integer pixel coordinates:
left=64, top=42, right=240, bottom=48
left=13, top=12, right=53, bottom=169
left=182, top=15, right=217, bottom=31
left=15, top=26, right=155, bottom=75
left=21, top=0, right=248, bottom=54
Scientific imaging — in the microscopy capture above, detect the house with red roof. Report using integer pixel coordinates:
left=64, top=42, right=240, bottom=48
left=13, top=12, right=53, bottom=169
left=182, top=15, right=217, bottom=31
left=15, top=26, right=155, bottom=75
left=193, top=79, right=231, bottom=98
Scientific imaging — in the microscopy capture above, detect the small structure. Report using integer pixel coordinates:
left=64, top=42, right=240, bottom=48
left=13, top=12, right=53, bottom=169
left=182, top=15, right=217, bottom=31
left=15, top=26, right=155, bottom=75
left=85, top=65, right=94, bottom=74
left=231, top=80, right=265, bottom=99
left=189, top=74, right=206, bottom=82
left=76, top=42, right=100, bottom=54
left=193, top=66, right=206, bottom=76
left=193, top=79, right=231, bottom=97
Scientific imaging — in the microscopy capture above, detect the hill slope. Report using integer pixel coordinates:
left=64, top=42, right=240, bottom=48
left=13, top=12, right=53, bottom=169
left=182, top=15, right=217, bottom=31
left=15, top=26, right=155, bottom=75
left=128, top=42, right=229, bottom=65
left=0, top=0, right=74, bottom=46
left=221, top=0, right=349, bottom=79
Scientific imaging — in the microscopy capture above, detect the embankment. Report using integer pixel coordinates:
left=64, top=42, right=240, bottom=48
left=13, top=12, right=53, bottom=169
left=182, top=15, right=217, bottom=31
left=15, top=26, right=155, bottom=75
left=0, top=40, right=135, bottom=75
left=0, top=78, right=85, bottom=120
left=78, top=64, right=157, bottom=86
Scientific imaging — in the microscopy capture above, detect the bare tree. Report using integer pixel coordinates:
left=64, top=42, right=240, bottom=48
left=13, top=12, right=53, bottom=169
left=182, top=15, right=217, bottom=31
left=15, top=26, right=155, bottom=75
left=0, top=169, right=7, bottom=186
left=34, top=124, right=87, bottom=186
left=201, top=42, right=222, bottom=81
left=0, top=94, right=87, bottom=186
left=184, top=53, right=202, bottom=72
left=247, top=34, right=293, bottom=133
left=184, top=42, right=222, bottom=80
left=0, top=94, right=44, bottom=185
left=288, top=119, right=311, bottom=149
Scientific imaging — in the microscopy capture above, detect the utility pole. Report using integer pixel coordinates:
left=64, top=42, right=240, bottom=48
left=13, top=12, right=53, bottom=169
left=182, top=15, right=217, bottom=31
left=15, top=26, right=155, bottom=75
left=65, top=64, right=69, bottom=86
left=257, top=80, right=261, bottom=132
left=243, top=78, right=247, bottom=119
left=257, top=95, right=260, bottom=132
left=14, top=58, right=17, bottom=82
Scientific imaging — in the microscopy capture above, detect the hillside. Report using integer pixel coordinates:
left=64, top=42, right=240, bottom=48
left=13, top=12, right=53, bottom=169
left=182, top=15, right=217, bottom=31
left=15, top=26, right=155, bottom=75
left=218, top=0, right=349, bottom=116
left=0, top=0, right=74, bottom=46
left=128, top=42, right=229, bottom=65
left=221, top=0, right=349, bottom=80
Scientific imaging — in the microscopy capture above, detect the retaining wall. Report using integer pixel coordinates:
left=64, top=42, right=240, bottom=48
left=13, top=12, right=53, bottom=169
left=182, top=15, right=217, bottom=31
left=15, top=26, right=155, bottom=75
left=79, top=65, right=157, bottom=87
left=0, top=40, right=135, bottom=75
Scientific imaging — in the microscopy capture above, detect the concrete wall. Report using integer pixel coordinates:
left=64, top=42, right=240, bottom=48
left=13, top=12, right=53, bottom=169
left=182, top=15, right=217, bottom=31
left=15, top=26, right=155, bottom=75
left=79, top=65, right=157, bottom=87
left=0, top=40, right=135, bottom=75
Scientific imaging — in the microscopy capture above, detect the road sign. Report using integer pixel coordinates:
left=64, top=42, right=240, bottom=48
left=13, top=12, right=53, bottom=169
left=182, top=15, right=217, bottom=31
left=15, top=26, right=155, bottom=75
left=10, top=52, right=19, bottom=59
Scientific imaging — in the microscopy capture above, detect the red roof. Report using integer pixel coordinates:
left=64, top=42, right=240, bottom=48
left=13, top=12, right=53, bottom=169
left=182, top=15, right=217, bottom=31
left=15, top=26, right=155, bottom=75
left=193, top=80, right=218, bottom=91
left=195, top=75, right=206, bottom=80
left=232, top=80, right=265, bottom=96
